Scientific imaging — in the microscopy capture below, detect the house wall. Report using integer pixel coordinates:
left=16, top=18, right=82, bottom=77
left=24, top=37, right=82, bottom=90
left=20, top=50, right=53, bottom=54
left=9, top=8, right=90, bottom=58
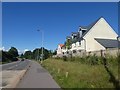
left=71, top=41, right=85, bottom=51
left=71, top=43, right=76, bottom=51
left=83, top=18, right=118, bottom=52
left=57, top=45, right=62, bottom=55
left=76, top=41, right=84, bottom=50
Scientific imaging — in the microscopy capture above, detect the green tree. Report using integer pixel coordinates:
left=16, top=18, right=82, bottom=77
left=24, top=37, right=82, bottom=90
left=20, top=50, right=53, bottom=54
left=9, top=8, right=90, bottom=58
left=2, top=50, right=13, bottom=62
left=24, top=51, right=33, bottom=59
left=43, top=48, right=49, bottom=59
left=65, top=39, right=72, bottom=49
left=32, top=48, right=40, bottom=60
left=8, top=47, right=19, bottom=57
left=32, top=48, right=50, bottom=60
left=20, top=53, right=24, bottom=58
left=0, top=50, right=2, bottom=61
left=53, top=50, right=57, bottom=55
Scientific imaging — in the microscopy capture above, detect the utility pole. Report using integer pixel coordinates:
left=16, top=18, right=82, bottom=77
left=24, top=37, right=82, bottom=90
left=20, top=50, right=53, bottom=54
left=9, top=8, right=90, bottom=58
left=37, top=29, right=44, bottom=63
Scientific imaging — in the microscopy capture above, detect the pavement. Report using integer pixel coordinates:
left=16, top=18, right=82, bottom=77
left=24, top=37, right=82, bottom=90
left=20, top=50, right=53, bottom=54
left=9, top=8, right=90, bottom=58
left=16, top=61, right=60, bottom=88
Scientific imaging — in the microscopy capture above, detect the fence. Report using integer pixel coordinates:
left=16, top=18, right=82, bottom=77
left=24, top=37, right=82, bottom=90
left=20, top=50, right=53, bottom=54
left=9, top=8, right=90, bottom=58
left=72, top=48, right=120, bottom=57
left=55, top=48, right=120, bottom=58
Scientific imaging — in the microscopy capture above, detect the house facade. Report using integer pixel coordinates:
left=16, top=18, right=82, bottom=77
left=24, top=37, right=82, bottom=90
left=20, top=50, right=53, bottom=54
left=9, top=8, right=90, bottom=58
left=57, top=44, right=67, bottom=56
left=57, top=17, right=119, bottom=56
left=70, top=17, right=118, bottom=52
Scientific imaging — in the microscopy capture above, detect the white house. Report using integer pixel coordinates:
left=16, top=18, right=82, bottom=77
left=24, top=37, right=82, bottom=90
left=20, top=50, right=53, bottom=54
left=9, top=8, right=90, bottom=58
left=70, top=17, right=119, bottom=52
left=57, top=17, right=119, bottom=56
left=57, top=44, right=67, bottom=55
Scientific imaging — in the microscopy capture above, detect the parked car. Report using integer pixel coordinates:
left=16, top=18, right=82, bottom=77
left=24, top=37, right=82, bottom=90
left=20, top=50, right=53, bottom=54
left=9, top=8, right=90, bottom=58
left=21, top=58, right=24, bottom=61
left=13, top=57, right=18, bottom=61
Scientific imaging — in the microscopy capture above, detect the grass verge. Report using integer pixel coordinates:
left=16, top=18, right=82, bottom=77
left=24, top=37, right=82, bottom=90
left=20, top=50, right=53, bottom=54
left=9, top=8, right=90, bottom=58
left=41, top=58, right=119, bottom=88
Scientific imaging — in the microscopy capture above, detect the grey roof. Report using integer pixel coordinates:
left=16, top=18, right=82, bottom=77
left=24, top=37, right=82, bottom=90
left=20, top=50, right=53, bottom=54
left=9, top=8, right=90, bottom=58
left=95, top=38, right=120, bottom=48
left=80, top=26, right=88, bottom=30
left=71, top=32, right=78, bottom=35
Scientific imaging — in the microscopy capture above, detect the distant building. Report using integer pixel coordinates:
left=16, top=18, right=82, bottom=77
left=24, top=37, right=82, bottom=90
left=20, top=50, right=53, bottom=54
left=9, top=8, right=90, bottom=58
left=57, top=44, right=67, bottom=56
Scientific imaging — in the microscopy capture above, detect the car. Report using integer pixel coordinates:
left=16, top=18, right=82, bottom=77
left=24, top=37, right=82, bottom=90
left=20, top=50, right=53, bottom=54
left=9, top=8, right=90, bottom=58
left=21, top=59, right=24, bottom=61
left=13, top=57, right=18, bottom=61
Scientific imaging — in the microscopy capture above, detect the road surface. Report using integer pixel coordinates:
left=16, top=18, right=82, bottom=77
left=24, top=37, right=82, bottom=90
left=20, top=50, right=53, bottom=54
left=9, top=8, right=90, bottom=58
left=1, top=60, right=31, bottom=88
left=1, top=60, right=31, bottom=71
left=16, top=61, right=60, bottom=88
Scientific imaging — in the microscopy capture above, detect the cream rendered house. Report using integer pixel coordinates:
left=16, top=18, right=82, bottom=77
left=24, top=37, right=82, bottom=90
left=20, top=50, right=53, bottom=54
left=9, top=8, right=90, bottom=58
left=70, top=17, right=118, bottom=52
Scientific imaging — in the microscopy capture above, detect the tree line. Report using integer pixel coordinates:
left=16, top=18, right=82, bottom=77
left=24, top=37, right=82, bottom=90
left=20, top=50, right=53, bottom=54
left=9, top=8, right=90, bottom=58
left=1, top=47, right=57, bottom=63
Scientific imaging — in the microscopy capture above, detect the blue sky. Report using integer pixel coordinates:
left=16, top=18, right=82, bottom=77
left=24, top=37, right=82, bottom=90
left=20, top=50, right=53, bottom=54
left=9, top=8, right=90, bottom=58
left=2, top=2, right=118, bottom=53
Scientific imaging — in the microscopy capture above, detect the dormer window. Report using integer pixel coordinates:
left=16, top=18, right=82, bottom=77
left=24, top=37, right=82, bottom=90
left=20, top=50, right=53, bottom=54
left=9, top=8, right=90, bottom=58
left=82, top=30, right=86, bottom=35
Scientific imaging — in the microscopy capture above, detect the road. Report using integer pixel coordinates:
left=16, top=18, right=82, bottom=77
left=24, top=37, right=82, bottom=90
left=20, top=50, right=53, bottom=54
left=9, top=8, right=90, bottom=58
left=16, top=61, right=60, bottom=88
left=1, top=60, right=31, bottom=88
left=1, top=60, right=31, bottom=71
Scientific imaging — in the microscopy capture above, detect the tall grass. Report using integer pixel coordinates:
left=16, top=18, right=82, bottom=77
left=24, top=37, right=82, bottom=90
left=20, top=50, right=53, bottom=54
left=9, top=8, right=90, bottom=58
left=42, top=54, right=119, bottom=88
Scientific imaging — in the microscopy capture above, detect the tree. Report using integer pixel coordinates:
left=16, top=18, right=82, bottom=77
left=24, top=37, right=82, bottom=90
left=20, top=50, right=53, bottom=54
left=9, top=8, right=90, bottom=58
left=65, top=39, right=72, bottom=49
left=32, top=48, right=40, bottom=60
left=20, top=53, right=24, bottom=58
left=2, top=50, right=14, bottom=62
left=24, top=51, right=33, bottom=59
left=32, top=48, right=50, bottom=60
left=0, top=50, right=2, bottom=61
left=53, top=50, right=57, bottom=55
left=43, top=48, right=49, bottom=59
left=8, top=47, right=19, bottom=57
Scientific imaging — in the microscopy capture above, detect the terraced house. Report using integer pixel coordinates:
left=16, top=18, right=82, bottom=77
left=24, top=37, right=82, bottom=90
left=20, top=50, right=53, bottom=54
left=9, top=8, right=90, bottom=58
left=57, top=17, right=119, bottom=55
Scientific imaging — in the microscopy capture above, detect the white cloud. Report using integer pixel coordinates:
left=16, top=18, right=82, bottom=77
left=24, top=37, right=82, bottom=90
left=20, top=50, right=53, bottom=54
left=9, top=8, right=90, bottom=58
left=0, top=46, right=5, bottom=51
left=18, top=49, right=23, bottom=55
left=24, top=49, right=29, bottom=53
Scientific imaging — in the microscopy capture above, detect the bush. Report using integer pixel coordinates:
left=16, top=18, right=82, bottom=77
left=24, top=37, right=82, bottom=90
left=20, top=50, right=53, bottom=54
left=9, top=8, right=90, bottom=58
left=55, top=53, right=119, bottom=66
left=87, top=55, right=99, bottom=65
left=63, top=55, right=67, bottom=61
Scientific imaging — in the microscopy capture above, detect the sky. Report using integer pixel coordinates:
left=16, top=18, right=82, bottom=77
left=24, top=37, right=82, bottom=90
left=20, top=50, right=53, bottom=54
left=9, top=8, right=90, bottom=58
left=2, top=2, right=118, bottom=53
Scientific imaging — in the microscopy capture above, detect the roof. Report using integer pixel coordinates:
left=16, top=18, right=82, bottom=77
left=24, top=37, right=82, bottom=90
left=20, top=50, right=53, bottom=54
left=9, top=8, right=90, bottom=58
left=71, top=32, right=78, bottom=36
left=59, top=44, right=64, bottom=48
left=95, top=38, right=120, bottom=48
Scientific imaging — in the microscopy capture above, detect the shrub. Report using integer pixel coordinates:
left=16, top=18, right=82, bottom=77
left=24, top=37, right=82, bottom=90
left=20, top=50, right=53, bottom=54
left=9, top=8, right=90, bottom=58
left=63, top=55, right=67, bottom=61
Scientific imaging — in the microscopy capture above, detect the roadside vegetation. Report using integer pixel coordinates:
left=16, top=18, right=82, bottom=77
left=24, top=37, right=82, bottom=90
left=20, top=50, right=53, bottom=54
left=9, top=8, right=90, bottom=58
left=1, top=46, right=55, bottom=64
left=42, top=54, right=120, bottom=88
left=2, top=47, right=19, bottom=64
left=0, top=50, right=2, bottom=64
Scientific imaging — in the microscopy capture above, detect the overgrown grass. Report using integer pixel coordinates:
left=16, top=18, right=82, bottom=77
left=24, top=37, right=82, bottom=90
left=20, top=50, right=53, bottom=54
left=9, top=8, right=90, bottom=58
left=42, top=55, right=119, bottom=88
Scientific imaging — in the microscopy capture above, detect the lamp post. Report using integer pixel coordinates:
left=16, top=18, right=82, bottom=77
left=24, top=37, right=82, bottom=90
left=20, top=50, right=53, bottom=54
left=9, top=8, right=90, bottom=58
left=37, top=29, right=44, bottom=63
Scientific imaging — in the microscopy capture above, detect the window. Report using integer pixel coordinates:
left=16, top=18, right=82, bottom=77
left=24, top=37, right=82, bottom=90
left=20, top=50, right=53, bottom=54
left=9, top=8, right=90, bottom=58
left=73, top=50, right=76, bottom=53
left=67, top=51, right=69, bottom=54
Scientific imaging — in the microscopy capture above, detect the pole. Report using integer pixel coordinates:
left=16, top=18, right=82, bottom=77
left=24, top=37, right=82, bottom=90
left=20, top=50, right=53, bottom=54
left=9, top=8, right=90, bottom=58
left=37, top=49, right=39, bottom=61
left=41, top=30, right=44, bottom=61
left=37, top=29, right=44, bottom=63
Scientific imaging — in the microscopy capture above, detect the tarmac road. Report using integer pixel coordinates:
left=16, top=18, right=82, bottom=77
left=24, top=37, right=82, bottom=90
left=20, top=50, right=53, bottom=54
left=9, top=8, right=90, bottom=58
left=1, top=60, right=31, bottom=71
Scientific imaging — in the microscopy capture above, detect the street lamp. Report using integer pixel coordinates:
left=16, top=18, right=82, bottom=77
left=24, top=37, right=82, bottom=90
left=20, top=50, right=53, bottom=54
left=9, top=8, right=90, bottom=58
left=37, top=29, right=44, bottom=63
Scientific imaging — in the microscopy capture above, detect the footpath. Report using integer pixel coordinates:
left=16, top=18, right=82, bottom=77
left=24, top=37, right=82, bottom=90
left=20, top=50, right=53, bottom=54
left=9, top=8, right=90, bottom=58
left=16, top=61, right=60, bottom=88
